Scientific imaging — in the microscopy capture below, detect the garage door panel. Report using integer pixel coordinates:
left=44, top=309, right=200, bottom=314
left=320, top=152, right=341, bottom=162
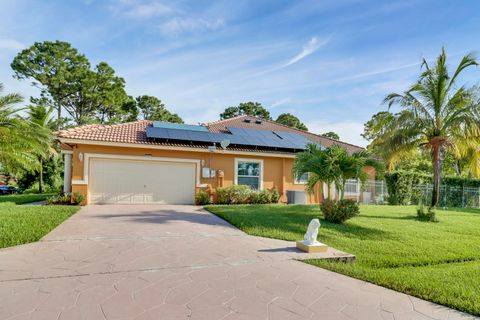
left=89, top=158, right=196, bottom=204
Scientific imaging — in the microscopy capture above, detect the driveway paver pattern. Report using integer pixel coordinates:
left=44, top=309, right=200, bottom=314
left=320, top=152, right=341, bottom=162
left=0, top=205, right=475, bottom=320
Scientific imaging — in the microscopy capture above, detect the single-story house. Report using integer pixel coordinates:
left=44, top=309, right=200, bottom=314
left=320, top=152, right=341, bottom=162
left=57, top=115, right=372, bottom=205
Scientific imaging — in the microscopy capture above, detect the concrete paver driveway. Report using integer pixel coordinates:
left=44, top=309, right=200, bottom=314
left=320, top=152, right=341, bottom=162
left=0, top=205, right=475, bottom=320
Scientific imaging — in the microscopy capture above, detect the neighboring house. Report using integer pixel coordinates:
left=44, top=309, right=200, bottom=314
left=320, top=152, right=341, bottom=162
left=56, top=115, right=370, bottom=205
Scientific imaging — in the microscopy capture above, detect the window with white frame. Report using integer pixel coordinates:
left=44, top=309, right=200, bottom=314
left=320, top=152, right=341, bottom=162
left=295, top=172, right=309, bottom=184
left=236, top=159, right=262, bottom=189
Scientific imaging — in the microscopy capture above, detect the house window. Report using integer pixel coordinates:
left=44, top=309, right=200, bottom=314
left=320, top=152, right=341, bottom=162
left=295, top=172, right=309, bottom=184
left=236, top=159, right=262, bottom=189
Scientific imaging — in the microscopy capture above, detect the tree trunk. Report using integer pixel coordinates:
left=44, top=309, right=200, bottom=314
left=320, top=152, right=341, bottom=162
left=39, top=158, right=43, bottom=194
left=431, top=144, right=442, bottom=207
left=56, top=104, right=61, bottom=130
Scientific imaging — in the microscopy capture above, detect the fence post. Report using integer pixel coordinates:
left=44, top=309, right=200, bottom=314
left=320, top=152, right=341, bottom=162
left=462, top=185, right=465, bottom=208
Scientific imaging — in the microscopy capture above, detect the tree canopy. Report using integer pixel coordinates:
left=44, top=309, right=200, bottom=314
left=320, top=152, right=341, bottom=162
left=322, top=131, right=340, bottom=140
left=0, top=83, right=51, bottom=173
left=293, top=144, right=380, bottom=200
left=275, top=113, right=308, bottom=131
left=11, top=41, right=183, bottom=127
left=220, top=102, right=271, bottom=120
left=136, top=95, right=183, bottom=123
left=367, top=48, right=480, bottom=206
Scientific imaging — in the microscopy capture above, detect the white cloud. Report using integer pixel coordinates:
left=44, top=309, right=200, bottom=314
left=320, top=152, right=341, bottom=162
left=268, top=98, right=289, bottom=109
left=305, top=119, right=368, bottom=147
left=284, top=36, right=327, bottom=67
left=248, top=36, right=329, bottom=78
left=0, top=38, right=25, bottom=50
left=113, top=0, right=172, bottom=17
left=159, top=17, right=224, bottom=36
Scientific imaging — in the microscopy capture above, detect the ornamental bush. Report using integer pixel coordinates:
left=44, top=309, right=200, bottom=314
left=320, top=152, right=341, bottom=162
left=384, top=171, right=431, bottom=205
left=250, top=189, right=271, bottom=204
left=320, top=199, right=359, bottom=223
left=195, top=190, right=211, bottom=205
left=215, top=185, right=280, bottom=204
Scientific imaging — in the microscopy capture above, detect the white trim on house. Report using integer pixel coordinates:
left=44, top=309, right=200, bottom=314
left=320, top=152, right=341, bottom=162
left=71, top=153, right=202, bottom=187
left=294, top=172, right=309, bottom=185
left=58, top=138, right=296, bottom=158
left=60, top=150, right=73, bottom=155
left=234, top=158, right=264, bottom=190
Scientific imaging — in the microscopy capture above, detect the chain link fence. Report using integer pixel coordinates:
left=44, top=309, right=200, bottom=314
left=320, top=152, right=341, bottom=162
left=343, top=179, right=480, bottom=208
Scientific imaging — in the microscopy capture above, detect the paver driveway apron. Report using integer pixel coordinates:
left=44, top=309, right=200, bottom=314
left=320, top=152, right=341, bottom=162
left=0, top=205, right=475, bottom=320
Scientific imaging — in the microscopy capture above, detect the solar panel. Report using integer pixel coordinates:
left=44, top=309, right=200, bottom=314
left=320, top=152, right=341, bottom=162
left=153, top=121, right=209, bottom=132
left=146, top=125, right=309, bottom=150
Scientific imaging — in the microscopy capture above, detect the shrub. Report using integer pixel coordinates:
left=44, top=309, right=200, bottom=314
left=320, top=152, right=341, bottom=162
left=270, top=188, right=280, bottom=203
left=214, top=185, right=282, bottom=204
left=72, top=192, right=84, bottom=205
left=216, top=187, right=230, bottom=204
left=228, top=185, right=252, bottom=204
left=47, top=193, right=71, bottom=205
left=195, top=190, right=211, bottom=205
left=250, top=190, right=271, bottom=204
left=385, top=171, right=430, bottom=205
left=417, top=199, right=438, bottom=222
left=47, top=192, right=85, bottom=206
left=320, top=199, right=359, bottom=223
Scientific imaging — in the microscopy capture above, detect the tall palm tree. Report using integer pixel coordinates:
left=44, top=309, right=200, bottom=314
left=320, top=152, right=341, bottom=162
left=27, top=104, right=55, bottom=193
left=0, top=83, right=50, bottom=175
left=293, top=144, right=379, bottom=200
left=377, top=49, right=480, bottom=207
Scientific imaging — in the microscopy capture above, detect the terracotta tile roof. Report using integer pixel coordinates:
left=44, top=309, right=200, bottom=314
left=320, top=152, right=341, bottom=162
left=56, top=116, right=364, bottom=154
left=205, top=115, right=364, bottom=153
left=55, top=120, right=293, bottom=155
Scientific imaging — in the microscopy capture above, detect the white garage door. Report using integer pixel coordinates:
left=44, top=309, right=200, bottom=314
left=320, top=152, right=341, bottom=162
left=89, top=158, right=196, bottom=204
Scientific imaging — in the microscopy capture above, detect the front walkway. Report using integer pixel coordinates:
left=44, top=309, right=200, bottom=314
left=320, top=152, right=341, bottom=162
left=0, top=205, right=475, bottom=319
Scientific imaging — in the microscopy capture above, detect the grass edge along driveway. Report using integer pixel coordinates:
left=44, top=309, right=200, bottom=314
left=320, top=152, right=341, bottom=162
left=0, top=193, right=54, bottom=205
left=0, top=202, right=80, bottom=249
left=205, top=204, right=480, bottom=316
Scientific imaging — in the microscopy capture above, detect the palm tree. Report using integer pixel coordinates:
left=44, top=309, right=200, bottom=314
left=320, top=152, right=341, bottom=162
left=0, top=83, right=50, bottom=175
left=377, top=48, right=480, bottom=207
left=27, top=104, right=56, bottom=193
left=293, top=144, right=380, bottom=200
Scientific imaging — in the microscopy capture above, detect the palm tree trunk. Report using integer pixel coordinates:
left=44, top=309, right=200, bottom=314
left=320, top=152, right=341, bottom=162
left=431, top=144, right=442, bottom=207
left=39, top=158, right=43, bottom=194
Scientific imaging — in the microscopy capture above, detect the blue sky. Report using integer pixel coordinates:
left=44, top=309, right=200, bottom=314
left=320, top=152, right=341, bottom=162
left=1, top=0, right=479, bottom=146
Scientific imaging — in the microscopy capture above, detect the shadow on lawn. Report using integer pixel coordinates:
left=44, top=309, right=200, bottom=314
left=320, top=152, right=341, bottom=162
left=358, top=214, right=418, bottom=221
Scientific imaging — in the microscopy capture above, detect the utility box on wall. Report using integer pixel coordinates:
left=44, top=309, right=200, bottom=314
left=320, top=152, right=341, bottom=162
left=286, top=190, right=307, bottom=204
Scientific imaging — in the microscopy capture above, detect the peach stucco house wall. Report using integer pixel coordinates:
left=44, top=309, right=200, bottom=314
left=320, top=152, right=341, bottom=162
left=57, top=116, right=368, bottom=205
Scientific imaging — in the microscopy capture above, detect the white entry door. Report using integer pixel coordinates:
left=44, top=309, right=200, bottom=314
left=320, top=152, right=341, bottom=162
left=89, top=158, right=196, bottom=204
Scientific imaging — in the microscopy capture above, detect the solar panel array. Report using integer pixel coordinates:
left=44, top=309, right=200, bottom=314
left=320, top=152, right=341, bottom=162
left=152, top=121, right=209, bottom=132
left=146, top=126, right=312, bottom=150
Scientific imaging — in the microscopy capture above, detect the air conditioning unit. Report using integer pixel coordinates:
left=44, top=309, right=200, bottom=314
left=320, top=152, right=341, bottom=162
left=286, top=190, right=307, bottom=204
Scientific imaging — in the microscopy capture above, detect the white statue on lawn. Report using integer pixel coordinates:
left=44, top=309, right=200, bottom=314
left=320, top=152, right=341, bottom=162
left=303, top=218, right=321, bottom=245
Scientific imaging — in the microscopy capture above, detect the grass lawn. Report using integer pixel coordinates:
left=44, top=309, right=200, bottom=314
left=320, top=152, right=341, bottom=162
left=0, top=202, right=80, bottom=249
left=205, top=204, right=480, bottom=316
left=0, top=193, right=54, bottom=204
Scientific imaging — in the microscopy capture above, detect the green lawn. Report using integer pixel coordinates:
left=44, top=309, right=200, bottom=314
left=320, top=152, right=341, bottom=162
left=0, top=202, right=80, bottom=249
left=205, top=204, right=480, bottom=316
left=0, top=193, right=54, bottom=204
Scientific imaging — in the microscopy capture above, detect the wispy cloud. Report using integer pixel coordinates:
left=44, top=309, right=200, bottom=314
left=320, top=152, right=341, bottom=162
left=158, top=17, right=224, bottom=36
left=113, top=0, right=172, bottom=17
left=248, top=36, right=329, bottom=78
left=269, top=98, right=289, bottom=109
left=0, top=38, right=25, bottom=51
left=284, top=36, right=327, bottom=67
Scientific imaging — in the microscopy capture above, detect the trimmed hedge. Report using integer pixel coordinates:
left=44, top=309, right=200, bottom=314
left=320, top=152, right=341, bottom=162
left=385, top=171, right=480, bottom=207
left=385, top=171, right=430, bottom=205
left=215, top=185, right=280, bottom=204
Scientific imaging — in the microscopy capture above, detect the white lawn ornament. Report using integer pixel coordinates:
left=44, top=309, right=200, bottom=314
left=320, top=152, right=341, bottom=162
left=296, top=218, right=328, bottom=253
left=303, top=218, right=320, bottom=245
